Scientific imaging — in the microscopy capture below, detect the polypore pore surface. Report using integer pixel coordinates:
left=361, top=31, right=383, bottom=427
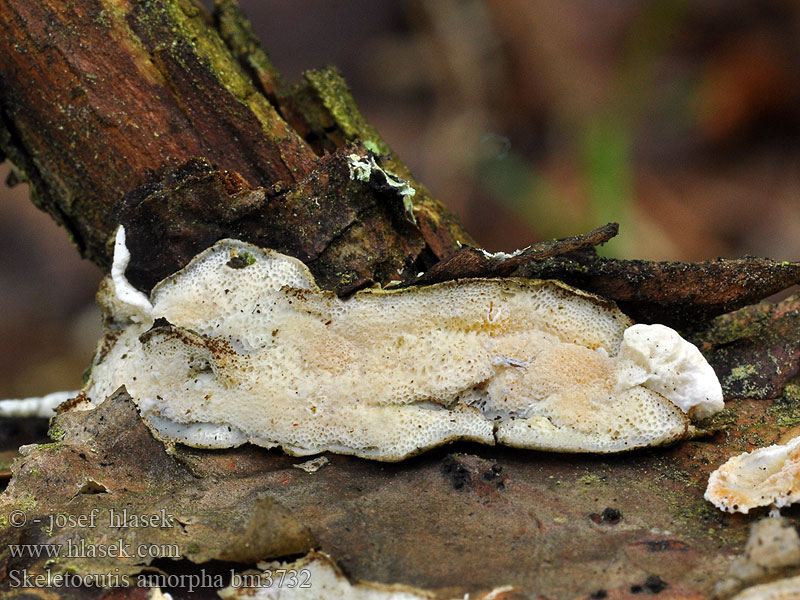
left=83, top=232, right=724, bottom=461
left=706, top=436, right=800, bottom=513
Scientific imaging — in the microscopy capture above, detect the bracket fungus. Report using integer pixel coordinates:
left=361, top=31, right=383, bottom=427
left=80, top=227, right=724, bottom=461
left=706, top=437, right=800, bottom=513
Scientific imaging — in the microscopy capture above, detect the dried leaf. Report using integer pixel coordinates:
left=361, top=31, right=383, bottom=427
left=0, top=389, right=313, bottom=580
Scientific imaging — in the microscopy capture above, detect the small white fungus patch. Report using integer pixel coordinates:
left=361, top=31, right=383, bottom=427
left=111, top=226, right=153, bottom=324
left=0, top=390, right=78, bottom=418
left=729, top=575, right=800, bottom=600
left=706, top=436, right=800, bottom=513
left=294, top=456, right=329, bottom=473
left=714, top=515, right=800, bottom=598
left=82, top=235, right=724, bottom=461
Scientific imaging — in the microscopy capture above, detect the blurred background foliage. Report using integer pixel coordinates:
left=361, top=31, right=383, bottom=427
left=2, top=0, right=800, bottom=398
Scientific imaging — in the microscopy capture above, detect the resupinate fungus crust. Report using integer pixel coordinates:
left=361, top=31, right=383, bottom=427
left=79, top=226, right=725, bottom=461
left=706, top=436, right=800, bottom=513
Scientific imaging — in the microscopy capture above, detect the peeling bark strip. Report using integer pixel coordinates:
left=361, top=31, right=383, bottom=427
left=512, top=254, right=800, bottom=328
left=405, top=223, right=620, bottom=286
left=400, top=222, right=800, bottom=328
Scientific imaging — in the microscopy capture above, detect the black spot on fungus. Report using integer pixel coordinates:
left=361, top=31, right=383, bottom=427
left=589, top=590, right=607, bottom=599
left=440, top=455, right=471, bottom=490
left=644, top=575, right=668, bottom=593
left=226, top=252, right=256, bottom=268
left=591, top=507, right=622, bottom=524
left=602, top=507, right=622, bottom=523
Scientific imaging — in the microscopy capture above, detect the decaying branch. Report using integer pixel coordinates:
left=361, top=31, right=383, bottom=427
left=4, top=2, right=800, bottom=599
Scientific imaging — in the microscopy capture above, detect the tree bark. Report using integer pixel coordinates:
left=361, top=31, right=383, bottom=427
left=0, top=0, right=472, bottom=293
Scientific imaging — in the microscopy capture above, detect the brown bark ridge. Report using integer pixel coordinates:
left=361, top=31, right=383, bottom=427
left=0, top=0, right=472, bottom=293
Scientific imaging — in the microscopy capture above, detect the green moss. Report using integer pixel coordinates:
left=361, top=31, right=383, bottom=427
left=80, top=364, right=93, bottom=387
left=363, top=140, right=381, bottom=154
left=768, top=396, right=800, bottom=428
left=784, top=379, right=800, bottom=401
left=226, top=251, right=256, bottom=269
left=690, top=406, right=737, bottom=436
left=36, top=442, right=62, bottom=453
left=185, top=541, right=201, bottom=554
left=48, top=423, right=66, bottom=442
left=303, top=66, right=390, bottom=155
left=722, top=363, right=766, bottom=400
left=643, top=469, right=740, bottom=544
left=730, top=365, right=757, bottom=380
left=17, top=492, right=38, bottom=513
left=164, top=0, right=270, bottom=110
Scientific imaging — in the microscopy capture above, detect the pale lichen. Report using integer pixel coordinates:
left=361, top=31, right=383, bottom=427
left=347, top=153, right=417, bottom=223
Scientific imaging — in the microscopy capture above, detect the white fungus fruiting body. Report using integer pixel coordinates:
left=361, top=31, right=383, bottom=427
left=706, top=436, right=800, bottom=513
left=730, top=575, right=800, bottom=600
left=83, top=232, right=724, bottom=461
left=0, top=390, right=78, bottom=418
left=110, top=226, right=153, bottom=323
left=616, top=323, right=724, bottom=419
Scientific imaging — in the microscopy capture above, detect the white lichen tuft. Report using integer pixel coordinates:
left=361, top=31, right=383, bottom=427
left=82, top=238, right=724, bottom=461
left=347, top=153, right=416, bottom=222
left=479, top=247, right=526, bottom=261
